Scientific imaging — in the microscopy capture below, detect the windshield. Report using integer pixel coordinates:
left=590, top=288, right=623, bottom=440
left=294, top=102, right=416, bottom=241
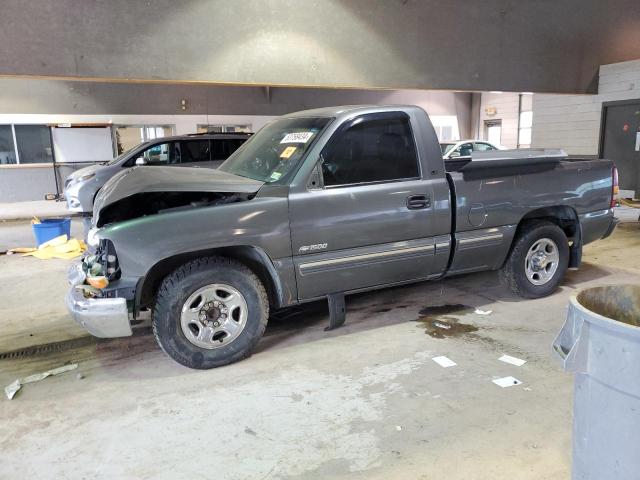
left=219, top=117, right=330, bottom=183
left=440, top=143, right=456, bottom=155
left=106, top=142, right=150, bottom=166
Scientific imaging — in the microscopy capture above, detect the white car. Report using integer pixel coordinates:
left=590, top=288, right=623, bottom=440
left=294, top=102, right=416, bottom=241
left=440, top=140, right=502, bottom=159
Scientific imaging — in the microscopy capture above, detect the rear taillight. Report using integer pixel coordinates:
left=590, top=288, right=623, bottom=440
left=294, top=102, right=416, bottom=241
left=611, top=166, right=619, bottom=208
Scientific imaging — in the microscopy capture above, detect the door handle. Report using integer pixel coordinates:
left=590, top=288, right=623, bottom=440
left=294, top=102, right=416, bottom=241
left=406, top=194, right=431, bottom=210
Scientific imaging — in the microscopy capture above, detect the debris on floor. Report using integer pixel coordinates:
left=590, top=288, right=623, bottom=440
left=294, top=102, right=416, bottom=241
left=4, top=363, right=78, bottom=400
left=474, top=308, right=493, bottom=315
left=492, top=376, right=523, bottom=388
left=416, top=316, right=479, bottom=339
left=432, top=355, right=457, bottom=368
left=498, top=354, right=527, bottom=367
left=433, top=321, right=451, bottom=330
left=8, top=234, right=86, bottom=260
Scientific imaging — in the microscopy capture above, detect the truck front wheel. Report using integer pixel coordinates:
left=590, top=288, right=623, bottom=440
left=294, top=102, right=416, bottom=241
left=499, top=221, right=569, bottom=298
left=153, top=256, right=269, bottom=369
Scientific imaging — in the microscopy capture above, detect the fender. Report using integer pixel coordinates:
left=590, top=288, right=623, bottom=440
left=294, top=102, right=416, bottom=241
left=135, top=245, right=297, bottom=315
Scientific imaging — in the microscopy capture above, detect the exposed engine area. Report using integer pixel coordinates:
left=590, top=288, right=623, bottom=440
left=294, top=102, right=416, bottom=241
left=96, top=191, right=254, bottom=227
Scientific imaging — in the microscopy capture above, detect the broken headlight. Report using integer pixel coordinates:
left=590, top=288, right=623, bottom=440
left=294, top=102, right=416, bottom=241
left=97, top=239, right=121, bottom=281
left=86, top=227, right=101, bottom=248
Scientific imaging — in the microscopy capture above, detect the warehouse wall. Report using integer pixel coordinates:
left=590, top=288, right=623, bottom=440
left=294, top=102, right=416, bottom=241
left=0, top=79, right=468, bottom=120
left=479, top=92, right=521, bottom=148
left=2, top=0, right=640, bottom=93
left=0, top=79, right=471, bottom=202
left=532, top=59, right=640, bottom=155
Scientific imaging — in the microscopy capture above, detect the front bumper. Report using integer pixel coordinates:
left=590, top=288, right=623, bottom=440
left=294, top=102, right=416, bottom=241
left=65, top=288, right=132, bottom=338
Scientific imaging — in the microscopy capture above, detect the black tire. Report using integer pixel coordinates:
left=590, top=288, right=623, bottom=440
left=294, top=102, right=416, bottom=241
left=152, top=256, right=268, bottom=369
left=499, top=220, right=569, bottom=298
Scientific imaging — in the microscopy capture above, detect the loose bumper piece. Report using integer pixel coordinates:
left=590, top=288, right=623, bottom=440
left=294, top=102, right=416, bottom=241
left=65, top=287, right=132, bottom=338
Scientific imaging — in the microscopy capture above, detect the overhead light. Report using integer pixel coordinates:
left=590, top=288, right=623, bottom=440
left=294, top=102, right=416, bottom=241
left=490, top=91, right=503, bottom=94
left=522, top=92, right=534, bottom=95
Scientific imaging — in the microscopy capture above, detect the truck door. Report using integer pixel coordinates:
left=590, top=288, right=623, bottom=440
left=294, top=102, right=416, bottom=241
left=289, top=112, right=448, bottom=300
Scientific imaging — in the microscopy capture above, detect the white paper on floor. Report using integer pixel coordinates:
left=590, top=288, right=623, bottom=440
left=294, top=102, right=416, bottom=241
left=493, top=376, right=522, bottom=388
left=498, top=354, right=527, bottom=367
left=432, top=356, right=457, bottom=368
left=474, top=308, right=493, bottom=315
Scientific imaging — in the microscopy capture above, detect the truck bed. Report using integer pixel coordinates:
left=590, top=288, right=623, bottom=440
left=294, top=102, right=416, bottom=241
left=443, top=154, right=615, bottom=275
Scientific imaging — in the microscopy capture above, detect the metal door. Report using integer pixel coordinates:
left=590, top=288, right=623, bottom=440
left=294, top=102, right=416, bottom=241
left=600, top=100, right=640, bottom=197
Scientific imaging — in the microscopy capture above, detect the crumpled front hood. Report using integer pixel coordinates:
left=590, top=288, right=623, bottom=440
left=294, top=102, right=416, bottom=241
left=93, top=166, right=264, bottom=218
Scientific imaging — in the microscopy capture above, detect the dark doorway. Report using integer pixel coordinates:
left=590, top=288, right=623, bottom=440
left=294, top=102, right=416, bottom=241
left=599, top=99, right=640, bottom=198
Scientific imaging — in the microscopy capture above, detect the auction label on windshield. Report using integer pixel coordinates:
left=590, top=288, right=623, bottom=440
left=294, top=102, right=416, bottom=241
left=281, top=132, right=314, bottom=144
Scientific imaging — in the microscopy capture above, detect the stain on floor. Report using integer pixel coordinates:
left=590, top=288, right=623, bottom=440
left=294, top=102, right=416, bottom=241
left=415, top=304, right=479, bottom=339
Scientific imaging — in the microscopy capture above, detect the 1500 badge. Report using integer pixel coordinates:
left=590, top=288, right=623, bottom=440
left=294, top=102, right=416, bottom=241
left=299, top=243, right=328, bottom=253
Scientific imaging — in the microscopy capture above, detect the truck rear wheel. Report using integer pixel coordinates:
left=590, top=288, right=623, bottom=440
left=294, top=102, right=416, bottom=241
left=499, top=220, right=569, bottom=298
left=152, top=256, right=269, bottom=369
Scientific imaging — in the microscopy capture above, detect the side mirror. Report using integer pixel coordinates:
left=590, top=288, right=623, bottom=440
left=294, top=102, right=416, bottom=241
left=449, top=151, right=460, bottom=158
left=135, top=157, right=147, bottom=166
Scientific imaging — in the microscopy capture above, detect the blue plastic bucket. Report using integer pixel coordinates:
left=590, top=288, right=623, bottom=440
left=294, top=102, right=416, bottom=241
left=32, top=218, right=72, bottom=246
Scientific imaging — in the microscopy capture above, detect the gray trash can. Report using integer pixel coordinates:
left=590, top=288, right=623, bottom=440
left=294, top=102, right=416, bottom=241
left=553, top=285, right=640, bottom=480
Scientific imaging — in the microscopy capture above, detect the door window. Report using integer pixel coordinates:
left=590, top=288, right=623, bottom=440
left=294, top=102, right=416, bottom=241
left=473, top=142, right=497, bottom=152
left=321, top=115, right=420, bottom=187
left=180, top=140, right=210, bottom=163
left=141, top=142, right=179, bottom=165
left=454, top=143, right=473, bottom=157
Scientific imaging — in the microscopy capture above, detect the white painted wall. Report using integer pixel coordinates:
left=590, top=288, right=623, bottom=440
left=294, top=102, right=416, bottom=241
left=0, top=114, right=277, bottom=138
left=532, top=59, right=640, bottom=155
left=479, top=92, right=520, bottom=148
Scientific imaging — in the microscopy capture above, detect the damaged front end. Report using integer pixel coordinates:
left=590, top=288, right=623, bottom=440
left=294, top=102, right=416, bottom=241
left=70, top=239, right=120, bottom=298
left=96, top=191, right=254, bottom=227
left=92, top=165, right=264, bottom=227
left=66, top=165, right=266, bottom=339
left=66, top=238, right=132, bottom=338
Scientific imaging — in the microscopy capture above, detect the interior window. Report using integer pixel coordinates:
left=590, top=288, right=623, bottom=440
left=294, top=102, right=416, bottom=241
left=321, top=115, right=419, bottom=187
left=142, top=142, right=179, bottom=165
left=474, top=142, right=496, bottom=151
left=14, top=125, right=53, bottom=164
left=180, top=140, right=210, bottom=163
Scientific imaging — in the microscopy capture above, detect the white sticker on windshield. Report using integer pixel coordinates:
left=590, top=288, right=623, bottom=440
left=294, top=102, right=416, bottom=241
left=281, top=132, right=314, bottom=144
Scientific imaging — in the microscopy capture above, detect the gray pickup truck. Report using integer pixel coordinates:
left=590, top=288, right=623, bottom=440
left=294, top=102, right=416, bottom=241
left=66, top=105, right=618, bottom=369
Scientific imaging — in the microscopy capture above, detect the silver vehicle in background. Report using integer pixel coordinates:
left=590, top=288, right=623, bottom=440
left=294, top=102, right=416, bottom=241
left=440, top=139, right=502, bottom=159
left=64, top=132, right=251, bottom=213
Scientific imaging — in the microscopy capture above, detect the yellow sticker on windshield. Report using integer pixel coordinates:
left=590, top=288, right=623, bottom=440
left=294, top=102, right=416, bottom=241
left=280, top=146, right=297, bottom=159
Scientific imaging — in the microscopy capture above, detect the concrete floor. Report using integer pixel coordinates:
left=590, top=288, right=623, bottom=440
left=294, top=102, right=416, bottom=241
left=1, top=211, right=639, bottom=479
